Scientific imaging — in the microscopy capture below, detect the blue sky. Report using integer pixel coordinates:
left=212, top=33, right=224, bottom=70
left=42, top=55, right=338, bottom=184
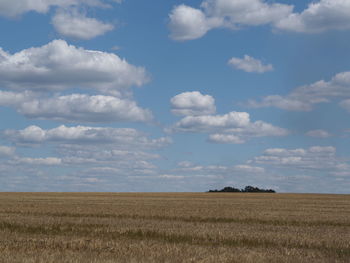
left=0, top=0, right=349, bottom=193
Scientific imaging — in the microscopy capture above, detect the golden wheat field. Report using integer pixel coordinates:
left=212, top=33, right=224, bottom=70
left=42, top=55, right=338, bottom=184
left=0, top=193, right=349, bottom=263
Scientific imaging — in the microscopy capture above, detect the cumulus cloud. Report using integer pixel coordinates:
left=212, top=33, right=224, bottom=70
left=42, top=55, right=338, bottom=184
left=12, top=157, right=62, bottom=166
left=263, top=148, right=306, bottom=156
left=1, top=124, right=171, bottom=182
left=170, top=91, right=216, bottom=116
left=0, top=0, right=109, bottom=17
left=65, top=154, right=158, bottom=172
left=238, top=145, right=350, bottom=192
left=168, top=5, right=214, bottom=41
left=62, top=150, right=159, bottom=164
left=2, top=126, right=167, bottom=183
left=233, top=164, right=265, bottom=174
left=0, top=91, right=35, bottom=107
left=152, top=161, right=272, bottom=192
left=169, top=0, right=350, bottom=41
left=0, top=41, right=153, bottom=123
left=175, top=162, right=265, bottom=175
left=11, top=93, right=152, bottom=123
left=306, top=129, right=331, bottom=138
left=168, top=0, right=293, bottom=41
left=252, top=146, right=338, bottom=170
left=275, top=0, right=350, bottom=33
left=247, top=71, right=350, bottom=111
left=168, top=111, right=288, bottom=143
left=309, top=146, right=336, bottom=154
left=208, top=121, right=288, bottom=143
left=201, top=0, right=292, bottom=26
left=5, top=125, right=171, bottom=148
left=177, top=161, right=194, bottom=168
left=0, top=0, right=76, bottom=17
left=168, top=4, right=226, bottom=41
left=54, top=146, right=160, bottom=179
left=0, top=146, right=15, bottom=158
left=228, top=55, right=273, bottom=73
left=52, top=9, right=114, bottom=40
left=0, top=40, right=148, bottom=96
left=170, top=111, right=250, bottom=132
left=159, top=174, right=185, bottom=179
left=0, top=1, right=119, bottom=40
left=167, top=92, right=289, bottom=144
left=208, top=134, right=244, bottom=144
left=339, top=99, right=350, bottom=112
left=246, top=95, right=313, bottom=111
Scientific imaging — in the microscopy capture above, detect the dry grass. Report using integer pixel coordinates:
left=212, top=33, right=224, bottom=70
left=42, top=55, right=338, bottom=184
left=0, top=193, right=349, bottom=262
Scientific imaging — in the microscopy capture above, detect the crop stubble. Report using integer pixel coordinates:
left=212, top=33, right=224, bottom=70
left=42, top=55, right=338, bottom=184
left=0, top=193, right=349, bottom=262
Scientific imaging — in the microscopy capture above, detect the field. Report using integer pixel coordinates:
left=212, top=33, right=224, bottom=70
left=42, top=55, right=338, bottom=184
left=0, top=193, right=349, bottom=262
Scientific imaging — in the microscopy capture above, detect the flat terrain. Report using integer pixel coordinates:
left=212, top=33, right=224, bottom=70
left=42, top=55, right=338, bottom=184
left=0, top=193, right=349, bottom=262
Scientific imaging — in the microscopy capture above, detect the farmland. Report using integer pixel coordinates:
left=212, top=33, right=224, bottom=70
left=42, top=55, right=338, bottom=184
left=0, top=193, right=349, bottom=262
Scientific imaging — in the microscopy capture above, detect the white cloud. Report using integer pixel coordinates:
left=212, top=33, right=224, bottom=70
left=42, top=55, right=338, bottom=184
left=0, top=0, right=73, bottom=17
left=0, top=146, right=15, bottom=158
left=177, top=161, right=194, bottom=168
left=169, top=0, right=350, bottom=41
left=207, top=121, right=288, bottom=144
left=168, top=5, right=219, bottom=41
left=67, top=155, right=157, bottom=171
left=12, top=157, right=62, bottom=166
left=275, top=0, right=350, bottom=33
left=81, top=167, right=121, bottom=175
left=0, top=40, right=148, bottom=96
left=0, top=0, right=107, bottom=17
left=54, top=144, right=162, bottom=181
left=247, top=71, right=350, bottom=111
left=170, top=91, right=216, bottom=116
left=239, top=145, right=350, bottom=193
left=0, top=41, right=152, bottom=123
left=168, top=0, right=293, bottom=41
left=69, top=147, right=159, bottom=160
left=331, top=171, right=350, bottom=177
left=0, top=1, right=119, bottom=40
left=0, top=91, right=35, bottom=107
left=175, top=163, right=265, bottom=176
left=246, top=95, right=313, bottom=111
left=339, top=99, right=350, bottom=112
left=168, top=111, right=288, bottom=144
left=169, top=111, right=250, bottom=132
left=253, top=146, right=338, bottom=170
left=12, top=93, right=152, bottom=123
left=306, top=129, right=331, bottom=138
left=233, top=164, right=265, bottom=174
left=111, top=45, right=121, bottom=51
left=331, top=163, right=350, bottom=177
left=54, top=146, right=160, bottom=179
left=201, top=0, right=292, bottom=26
left=208, top=134, right=244, bottom=144
left=1, top=124, right=171, bottom=182
left=238, top=120, right=289, bottom=137
left=263, top=148, right=306, bottom=156
left=5, top=125, right=171, bottom=148
left=309, top=146, right=336, bottom=154
left=228, top=55, right=273, bottom=73
left=62, top=150, right=159, bottom=164
left=52, top=9, right=114, bottom=40
left=159, top=174, right=185, bottom=179
left=0, top=145, right=163, bottom=189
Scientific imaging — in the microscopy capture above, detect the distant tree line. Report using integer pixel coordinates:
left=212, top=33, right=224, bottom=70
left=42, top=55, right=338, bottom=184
left=208, top=186, right=276, bottom=193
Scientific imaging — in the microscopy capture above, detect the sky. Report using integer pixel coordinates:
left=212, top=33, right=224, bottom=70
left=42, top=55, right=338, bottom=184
left=0, top=0, right=350, bottom=193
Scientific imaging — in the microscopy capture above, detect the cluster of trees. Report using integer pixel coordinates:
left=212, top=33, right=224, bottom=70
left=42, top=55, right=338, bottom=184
left=208, top=186, right=276, bottom=193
